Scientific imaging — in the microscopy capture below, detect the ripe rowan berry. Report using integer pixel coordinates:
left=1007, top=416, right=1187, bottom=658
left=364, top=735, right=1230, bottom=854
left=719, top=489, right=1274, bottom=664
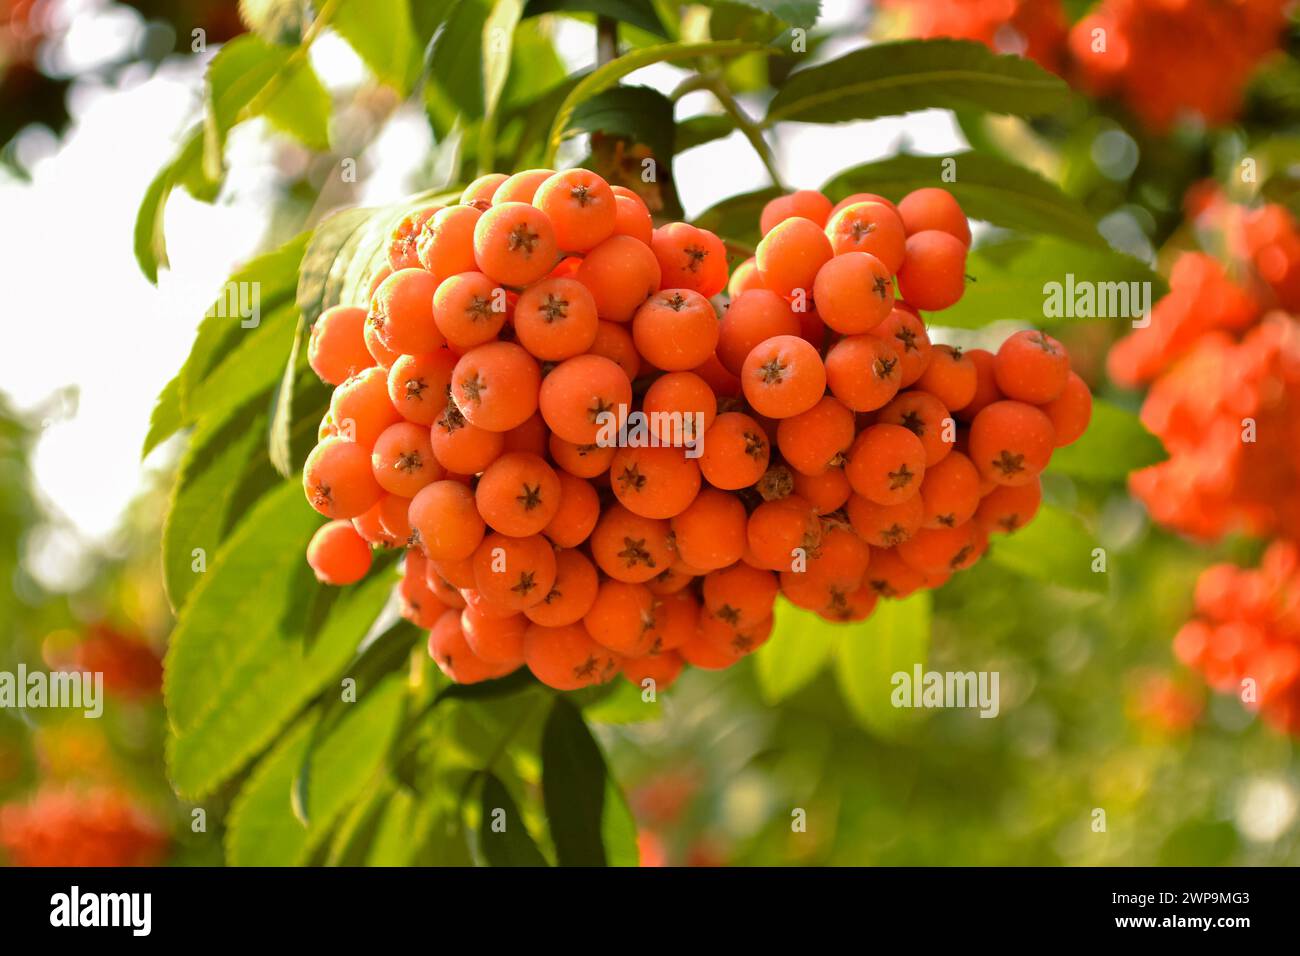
left=493, top=168, right=554, bottom=205
left=610, top=185, right=654, bottom=245
left=377, top=492, right=414, bottom=546
left=471, top=532, right=557, bottom=611
left=698, top=411, right=770, bottom=489
left=846, top=423, right=927, bottom=505
left=877, top=390, right=954, bottom=465
left=306, top=520, right=373, bottom=585
left=622, top=651, right=684, bottom=690
left=523, top=621, right=618, bottom=690
left=917, top=451, right=981, bottom=529
left=451, top=341, right=541, bottom=432
left=756, top=216, right=833, bottom=297
left=974, top=479, right=1042, bottom=535
left=589, top=503, right=674, bottom=583
left=813, top=251, right=895, bottom=334
left=389, top=206, right=442, bottom=270
left=898, top=188, right=972, bottom=245
left=462, top=172, right=508, bottom=207
left=954, top=347, right=1002, bottom=421
left=897, top=230, right=967, bottom=312
left=642, top=371, right=717, bottom=447
left=309, top=306, right=373, bottom=385
left=1041, top=370, right=1092, bottom=446
left=994, top=329, right=1070, bottom=404
left=670, top=487, right=748, bottom=571
left=587, top=319, right=642, bottom=379
left=741, top=334, right=826, bottom=418
left=830, top=191, right=899, bottom=220
left=473, top=202, right=559, bottom=286
left=746, top=495, right=822, bottom=570
left=409, top=479, right=485, bottom=561
left=538, top=353, right=632, bottom=445
left=727, top=257, right=764, bottom=297
left=632, top=290, right=720, bottom=371
left=371, top=268, right=445, bottom=356
left=353, top=499, right=398, bottom=548
left=473, top=452, right=561, bottom=537
left=523, top=547, right=599, bottom=627
left=429, top=609, right=517, bottom=684
left=514, top=276, right=599, bottom=360
left=610, top=445, right=702, bottom=520
left=847, top=491, right=925, bottom=548
left=304, top=437, right=384, bottom=519
left=868, top=307, right=932, bottom=387
left=863, top=546, right=926, bottom=599
left=548, top=433, right=616, bottom=478
left=430, top=400, right=505, bottom=473
left=915, top=344, right=977, bottom=411
left=651, top=222, right=728, bottom=297
left=582, top=579, right=658, bottom=656
left=717, top=289, right=800, bottom=376
left=702, top=561, right=778, bottom=629
left=776, top=396, right=855, bottom=475
left=541, top=472, right=600, bottom=548
left=897, top=521, right=981, bottom=575
left=803, top=521, right=872, bottom=589
left=968, top=400, right=1056, bottom=486
left=575, top=235, right=661, bottom=322
left=371, top=421, right=442, bottom=498
left=364, top=315, right=401, bottom=369
left=417, top=204, right=482, bottom=282
left=432, top=272, right=509, bottom=350
left=460, top=606, right=527, bottom=665
left=760, top=189, right=834, bottom=235
left=533, top=168, right=618, bottom=253
left=824, top=200, right=906, bottom=272
left=387, top=350, right=455, bottom=426
left=791, top=466, right=852, bottom=514
left=824, top=334, right=902, bottom=411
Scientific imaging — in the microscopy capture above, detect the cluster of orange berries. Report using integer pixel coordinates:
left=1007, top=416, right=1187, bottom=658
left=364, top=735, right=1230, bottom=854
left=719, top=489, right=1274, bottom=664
left=299, top=166, right=1090, bottom=692
left=1174, top=540, right=1300, bottom=735
left=0, top=786, right=169, bottom=867
left=886, top=0, right=1288, bottom=133
left=41, top=623, right=163, bottom=699
left=1110, top=193, right=1300, bottom=542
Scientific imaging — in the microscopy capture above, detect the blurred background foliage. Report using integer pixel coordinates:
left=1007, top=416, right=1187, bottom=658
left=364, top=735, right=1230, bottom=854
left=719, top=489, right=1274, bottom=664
left=1, top=0, right=1299, bottom=866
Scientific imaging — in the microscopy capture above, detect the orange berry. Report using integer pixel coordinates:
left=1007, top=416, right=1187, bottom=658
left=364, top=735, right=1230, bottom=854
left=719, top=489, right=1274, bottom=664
left=475, top=451, right=561, bottom=537
left=451, top=341, right=540, bottom=432
left=583, top=579, right=657, bottom=656
left=303, top=437, right=383, bottom=519
left=824, top=200, right=906, bottom=272
left=702, top=562, right=778, bottom=629
left=330, top=366, right=402, bottom=448
left=777, top=395, right=855, bottom=475
left=588, top=319, right=642, bottom=379
left=416, top=204, right=482, bottom=282
left=651, top=222, right=728, bottom=297
left=540, top=471, right=600, bottom=549
left=432, top=272, right=509, bottom=350
left=897, top=231, right=967, bottom=312
left=863, top=547, right=925, bottom=599
left=698, top=412, right=770, bottom=489
left=431, top=553, right=476, bottom=589
left=371, top=421, right=442, bottom=497
left=524, top=548, right=599, bottom=627
left=409, top=480, right=485, bottom=561
left=727, top=256, right=763, bottom=297
left=830, top=191, right=899, bottom=220
left=898, top=188, right=971, bottom=245
left=792, top=466, right=852, bottom=514
left=876, top=390, right=955, bottom=465
left=803, top=521, right=871, bottom=589
left=387, top=350, right=455, bottom=426
left=692, top=353, right=742, bottom=399
left=846, top=423, right=927, bottom=505
left=575, top=234, right=661, bottom=322
left=632, top=289, right=720, bottom=371
left=306, top=520, right=372, bottom=585
left=369, top=268, right=444, bottom=355
left=377, top=492, right=413, bottom=546
left=716, top=289, right=800, bottom=376
left=869, top=307, right=932, bottom=386
left=353, top=498, right=398, bottom=548
left=746, top=495, right=822, bottom=571
left=538, top=353, right=631, bottom=445
left=514, top=277, right=599, bottom=360
left=461, top=173, right=508, bottom=208
left=847, top=491, right=924, bottom=547
left=824, top=334, right=902, bottom=411
left=760, top=189, right=833, bottom=236
left=492, top=168, right=554, bottom=205
left=968, top=400, right=1056, bottom=486
left=388, top=206, right=442, bottom=271
left=471, top=532, right=557, bottom=611
left=609, top=445, right=702, bottom=519
left=364, top=315, right=401, bottom=369
left=460, top=607, right=527, bottom=665
left=954, top=347, right=1002, bottom=421
left=813, top=258, right=899, bottom=340
left=473, top=202, right=558, bottom=286
left=309, top=306, right=373, bottom=385
left=533, top=168, right=617, bottom=253
left=429, top=609, right=517, bottom=684
left=916, top=344, right=977, bottom=411
left=994, top=329, right=1070, bottom=404
left=589, top=503, right=674, bottom=583
left=741, top=334, right=826, bottom=418
left=1042, top=370, right=1092, bottom=446
left=523, top=621, right=618, bottom=690
left=548, top=434, right=615, bottom=478
left=430, top=400, right=506, bottom=473
left=642, top=371, right=717, bottom=447
left=425, top=564, right=466, bottom=608
left=975, top=479, right=1042, bottom=535
left=611, top=186, right=654, bottom=245
left=917, top=451, right=981, bottom=529
left=756, top=216, right=833, bottom=297
left=897, top=521, right=981, bottom=575
left=501, top=410, right=549, bottom=457
left=622, top=651, right=684, bottom=690
left=670, top=487, right=748, bottom=571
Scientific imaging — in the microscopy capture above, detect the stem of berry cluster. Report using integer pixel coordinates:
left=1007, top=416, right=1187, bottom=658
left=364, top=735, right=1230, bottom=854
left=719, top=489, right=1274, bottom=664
left=702, top=75, right=787, bottom=192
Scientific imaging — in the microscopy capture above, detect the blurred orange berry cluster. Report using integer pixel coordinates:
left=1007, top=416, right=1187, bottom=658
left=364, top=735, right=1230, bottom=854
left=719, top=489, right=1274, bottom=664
left=0, top=786, right=168, bottom=867
left=885, top=0, right=1290, bottom=133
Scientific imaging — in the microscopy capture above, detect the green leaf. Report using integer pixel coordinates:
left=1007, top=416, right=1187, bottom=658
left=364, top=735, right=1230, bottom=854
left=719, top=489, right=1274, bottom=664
left=766, top=39, right=1071, bottom=126
left=755, top=597, right=840, bottom=703
left=185, top=303, right=298, bottom=427
left=523, top=0, right=669, bottom=37
left=675, top=113, right=735, bottom=152
left=692, top=185, right=781, bottom=248
left=988, top=504, right=1105, bottom=594
left=225, top=676, right=406, bottom=866
left=161, top=395, right=268, bottom=610
left=428, top=0, right=493, bottom=123
left=141, top=372, right=183, bottom=458
left=239, top=0, right=306, bottom=42
left=822, top=152, right=1106, bottom=249
left=478, top=0, right=526, bottom=172
left=601, top=775, right=639, bottom=866
left=931, top=235, right=1164, bottom=330
left=268, top=314, right=307, bottom=478
left=164, top=482, right=397, bottom=797
left=133, top=127, right=205, bottom=284
left=707, top=0, right=820, bottom=30
left=332, top=0, right=416, bottom=92
left=1048, top=398, right=1167, bottom=481
left=477, top=773, right=549, bottom=866
left=545, top=39, right=769, bottom=163
left=540, top=696, right=611, bottom=866
left=834, top=592, right=931, bottom=738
